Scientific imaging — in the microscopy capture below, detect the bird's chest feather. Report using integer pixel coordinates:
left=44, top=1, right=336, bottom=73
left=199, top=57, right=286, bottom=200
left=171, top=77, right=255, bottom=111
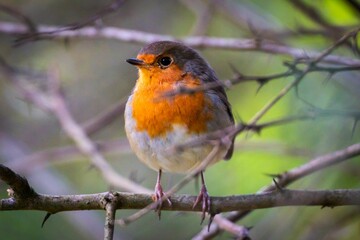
left=130, top=74, right=214, bottom=139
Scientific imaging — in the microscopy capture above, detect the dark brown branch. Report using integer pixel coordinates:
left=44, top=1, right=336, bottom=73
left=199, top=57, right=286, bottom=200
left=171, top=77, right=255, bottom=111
left=288, top=0, right=358, bottom=55
left=0, top=3, right=37, bottom=33
left=345, top=0, right=360, bottom=15
left=194, top=141, right=360, bottom=239
left=0, top=164, right=37, bottom=199
left=1, top=189, right=360, bottom=213
left=289, top=0, right=340, bottom=32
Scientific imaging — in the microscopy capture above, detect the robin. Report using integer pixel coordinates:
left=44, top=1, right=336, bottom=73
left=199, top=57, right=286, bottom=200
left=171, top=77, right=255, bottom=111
left=125, top=41, right=234, bottom=220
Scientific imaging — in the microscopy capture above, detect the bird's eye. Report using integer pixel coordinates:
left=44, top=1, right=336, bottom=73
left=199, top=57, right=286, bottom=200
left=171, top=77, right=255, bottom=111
left=158, top=56, right=172, bottom=68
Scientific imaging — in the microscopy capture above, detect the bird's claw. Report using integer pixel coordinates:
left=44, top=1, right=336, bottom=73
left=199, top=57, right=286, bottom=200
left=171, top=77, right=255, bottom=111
left=193, top=184, right=211, bottom=224
left=153, top=182, right=172, bottom=219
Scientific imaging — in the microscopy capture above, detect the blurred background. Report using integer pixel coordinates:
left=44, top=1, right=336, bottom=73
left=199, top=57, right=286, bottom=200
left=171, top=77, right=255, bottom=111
left=0, top=0, right=359, bottom=239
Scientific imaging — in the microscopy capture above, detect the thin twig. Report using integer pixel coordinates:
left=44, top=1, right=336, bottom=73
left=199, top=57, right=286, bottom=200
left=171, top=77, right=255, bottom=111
left=7, top=139, right=131, bottom=174
left=192, top=33, right=360, bottom=238
left=0, top=21, right=359, bottom=66
left=193, top=141, right=360, bottom=239
left=0, top=57, right=151, bottom=194
left=289, top=0, right=340, bottom=32
left=240, top=28, right=359, bottom=135
left=81, top=98, right=127, bottom=136
left=0, top=3, right=37, bottom=33
left=160, top=62, right=360, bottom=99
left=12, top=0, right=126, bottom=46
left=117, top=145, right=221, bottom=226
left=211, top=217, right=250, bottom=240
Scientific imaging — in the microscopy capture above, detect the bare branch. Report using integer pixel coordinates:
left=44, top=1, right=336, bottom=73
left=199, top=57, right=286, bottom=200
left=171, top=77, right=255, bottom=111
left=345, top=0, right=360, bottom=14
left=0, top=3, right=37, bottom=33
left=193, top=141, right=360, bottom=239
left=0, top=164, right=37, bottom=199
left=211, top=217, right=251, bottom=240
left=11, top=0, right=125, bottom=46
left=0, top=21, right=359, bottom=66
left=7, top=139, right=131, bottom=174
left=289, top=0, right=340, bottom=32
left=118, top=145, right=222, bottom=226
left=160, top=62, right=360, bottom=99
left=81, top=99, right=127, bottom=136
left=103, top=192, right=118, bottom=240
left=180, top=0, right=214, bottom=36
left=1, top=188, right=360, bottom=213
left=0, top=57, right=151, bottom=194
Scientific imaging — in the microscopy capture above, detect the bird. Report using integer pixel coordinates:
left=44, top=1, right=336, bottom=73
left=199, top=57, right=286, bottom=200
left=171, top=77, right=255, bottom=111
left=124, top=41, right=234, bottom=221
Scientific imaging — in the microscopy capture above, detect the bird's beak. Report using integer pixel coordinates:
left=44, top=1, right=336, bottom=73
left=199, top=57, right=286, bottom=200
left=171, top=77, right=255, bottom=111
left=126, top=58, right=145, bottom=66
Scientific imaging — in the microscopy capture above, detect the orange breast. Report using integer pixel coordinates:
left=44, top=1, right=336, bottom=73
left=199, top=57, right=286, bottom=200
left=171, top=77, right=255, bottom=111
left=131, top=66, right=213, bottom=138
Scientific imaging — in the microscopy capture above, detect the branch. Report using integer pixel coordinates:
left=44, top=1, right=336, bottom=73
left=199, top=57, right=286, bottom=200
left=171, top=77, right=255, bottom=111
left=3, top=163, right=359, bottom=214
left=118, top=145, right=222, bottom=225
left=160, top=61, right=360, bottom=99
left=0, top=21, right=359, bottom=66
left=0, top=164, right=37, bottom=199
left=0, top=3, right=37, bottom=33
left=0, top=57, right=151, bottom=194
left=174, top=29, right=360, bottom=155
left=103, top=192, right=118, bottom=240
left=7, top=139, right=131, bottom=174
left=81, top=99, right=127, bottom=136
left=194, top=141, right=360, bottom=239
left=289, top=0, right=340, bottom=32
left=1, top=188, right=360, bottom=213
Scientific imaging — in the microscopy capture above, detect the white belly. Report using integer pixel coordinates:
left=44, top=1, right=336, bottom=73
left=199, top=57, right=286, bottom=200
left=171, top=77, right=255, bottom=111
left=126, top=122, right=225, bottom=173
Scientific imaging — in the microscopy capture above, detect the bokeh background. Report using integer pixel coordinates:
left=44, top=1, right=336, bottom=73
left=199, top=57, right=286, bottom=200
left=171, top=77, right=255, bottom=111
left=0, top=0, right=359, bottom=239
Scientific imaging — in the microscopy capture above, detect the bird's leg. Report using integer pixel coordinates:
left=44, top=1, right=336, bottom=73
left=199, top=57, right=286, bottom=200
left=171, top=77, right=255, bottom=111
left=153, top=169, right=172, bottom=219
left=193, top=171, right=211, bottom=224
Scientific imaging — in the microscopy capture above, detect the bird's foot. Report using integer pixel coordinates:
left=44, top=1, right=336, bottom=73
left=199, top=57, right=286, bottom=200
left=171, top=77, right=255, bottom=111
left=193, top=183, right=211, bottom=224
left=153, top=182, right=172, bottom=219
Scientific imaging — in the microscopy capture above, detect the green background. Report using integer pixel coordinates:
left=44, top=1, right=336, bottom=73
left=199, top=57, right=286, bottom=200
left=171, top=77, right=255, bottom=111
left=0, top=0, right=359, bottom=239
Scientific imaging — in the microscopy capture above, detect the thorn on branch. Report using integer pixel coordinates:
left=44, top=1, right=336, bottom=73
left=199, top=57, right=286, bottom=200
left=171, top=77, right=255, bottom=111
left=41, top=213, right=52, bottom=228
left=244, top=123, right=262, bottom=135
left=255, top=81, right=266, bottom=94
left=322, top=72, right=334, bottom=85
left=272, top=179, right=283, bottom=192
